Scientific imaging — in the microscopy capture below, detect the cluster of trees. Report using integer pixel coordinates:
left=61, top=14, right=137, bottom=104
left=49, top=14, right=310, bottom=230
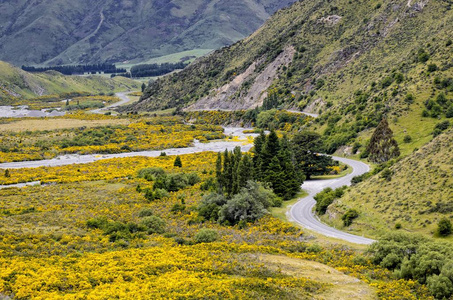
left=22, top=64, right=125, bottom=75
left=130, top=62, right=188, bottom=78
left=369, top=233, right=453, bottom=299
left=197, top=130, right=337, bottom=225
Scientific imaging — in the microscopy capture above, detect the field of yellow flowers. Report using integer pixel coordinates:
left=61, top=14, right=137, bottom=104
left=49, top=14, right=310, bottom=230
left=0, top=115, right=223, bottom=163
left=0, top=154, right=431, bottom=299
left=0, top=114, right=433, bottom=299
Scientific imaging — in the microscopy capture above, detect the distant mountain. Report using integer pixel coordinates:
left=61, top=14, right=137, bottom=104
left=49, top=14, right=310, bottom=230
left=0, top=61, right=139, bottom=100
left=0, top=0, right=297, bottom=66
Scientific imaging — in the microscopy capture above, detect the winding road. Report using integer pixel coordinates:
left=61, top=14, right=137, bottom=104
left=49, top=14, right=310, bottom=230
left=91, top=92, right=134, bottom=114
left=290, top=156, right=375, bottom=245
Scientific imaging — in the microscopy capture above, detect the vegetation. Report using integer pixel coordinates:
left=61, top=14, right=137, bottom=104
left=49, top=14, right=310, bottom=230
left=0, top=61, right=139, bottom=101
left=130, top=62, right=188, bottom=78
left=314, top=187, right=347, bottom=215
left=367, top=119, right=400, bottom=163
left=369, top=233, right=453, bottom=299
left=326, top=130, right=453, bottom=238
left=0, top=116, right=224, bottom=163
left=22, top=64, right=126, bottom=75
left=133, top=0, right=452, bottom=158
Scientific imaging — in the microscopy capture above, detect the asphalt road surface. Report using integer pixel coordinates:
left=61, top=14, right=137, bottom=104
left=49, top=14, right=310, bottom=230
left=289, top=156, right=376, bottom=245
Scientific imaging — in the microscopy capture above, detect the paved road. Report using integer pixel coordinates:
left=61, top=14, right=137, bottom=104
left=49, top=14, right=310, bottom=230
left=289, top=156, right=375, bottom=245
left=91, top=92, right=133, bottom=114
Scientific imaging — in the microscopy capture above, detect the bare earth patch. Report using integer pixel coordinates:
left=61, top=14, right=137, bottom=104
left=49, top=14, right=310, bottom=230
left=259, top=254, right=376, bottom=300
left=0, top=118, right=130, bottom=132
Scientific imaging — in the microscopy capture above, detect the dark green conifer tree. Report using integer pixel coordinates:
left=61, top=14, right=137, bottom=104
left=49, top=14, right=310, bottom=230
left=216, top=152, right=223, bottom=193
left=252, top=131, right=266, bottom=179
left=174, top=156, right=182, bottom=168
left=260, top=130, right=280, bottom=174
left=238, top=154, right=254, bottom=188
left=367, top=119, right=400, bottom=163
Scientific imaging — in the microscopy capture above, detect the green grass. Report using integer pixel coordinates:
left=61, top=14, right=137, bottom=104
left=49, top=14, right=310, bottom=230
left=0, top=61, right=140, bottom=100
left=325, top=130, right=453, bottom=240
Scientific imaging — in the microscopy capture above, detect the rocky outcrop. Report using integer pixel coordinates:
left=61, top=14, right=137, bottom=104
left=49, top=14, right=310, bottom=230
left=186, top=46, right=296, bottom=111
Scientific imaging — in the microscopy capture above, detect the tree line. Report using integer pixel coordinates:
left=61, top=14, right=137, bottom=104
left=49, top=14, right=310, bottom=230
left=197, top=130, right=336, bottom=226
left=22, top=64, right=126, bottom=75
left=130, top=62, right=188, bottom=78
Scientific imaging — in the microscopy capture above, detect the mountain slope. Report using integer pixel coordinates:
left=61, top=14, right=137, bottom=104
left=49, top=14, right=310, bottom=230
left=0, top=61, right=139, bottom=101
left=135, top=0, right=452, bottom=151
left=324, top=129, right=453, bottom=238
left=0, top=0, right=297, bottom=66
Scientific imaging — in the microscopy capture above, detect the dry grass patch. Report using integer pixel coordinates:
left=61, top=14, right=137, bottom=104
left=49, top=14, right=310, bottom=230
left=259, top=254, right=376, bottom=300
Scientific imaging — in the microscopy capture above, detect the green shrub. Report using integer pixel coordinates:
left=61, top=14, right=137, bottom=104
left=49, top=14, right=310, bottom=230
left=137, top=167, right=165, bottom=181
left=144, top=188, right=170, bottom=201
left=194, top=228, right=219, bottom=243
left=140, top=216, right=166, bottom=234
left=437, top=218, right=452, bottom=237
left=314, top=186, right=347, bottom=215
left=138, top=208, right=154, bottom=218
left=342, top=209, right=359, bottom=226
left=403, top=135, right=412, bottom=143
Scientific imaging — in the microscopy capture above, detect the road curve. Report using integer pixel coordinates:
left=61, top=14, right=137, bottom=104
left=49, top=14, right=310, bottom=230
left=91, top=92, right=133, bottom=114
left=289, top=156, right=376, bottom=245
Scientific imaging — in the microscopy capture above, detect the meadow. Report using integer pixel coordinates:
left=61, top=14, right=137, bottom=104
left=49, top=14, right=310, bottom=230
left=0, top=114, right=434, bottom=299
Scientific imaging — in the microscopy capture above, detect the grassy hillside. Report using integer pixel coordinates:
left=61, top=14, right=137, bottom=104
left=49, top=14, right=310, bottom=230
left=0, top=0, right=297, bottom=66
left=0, top=61, right=139, bottom=101
left=135, top=0, right=452, bottom=152
left=324, top=129, right=453, bottom=238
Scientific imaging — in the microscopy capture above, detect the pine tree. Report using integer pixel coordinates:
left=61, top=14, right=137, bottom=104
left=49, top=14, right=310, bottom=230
left=174, top=156, right=182, bottom=168
left=260, top=130, right=280, bottom=174
left=223, top=150, right=233, bottom=196
left=4, top=169, right=10, bottom=178
left=367, top=119, right=400, bottom=163
left=278, top=135, right=302, bottom=199
left=216, top=152, right=223, bottom=193
left=238, top=154, right=254, bottom=188
left=264, top=156, right=285, bottom=197
left=292, top=131, right=333, bottom=179
left=231, top=147, right=242, bottom=195
left=252, top=131, right=266, bottom=179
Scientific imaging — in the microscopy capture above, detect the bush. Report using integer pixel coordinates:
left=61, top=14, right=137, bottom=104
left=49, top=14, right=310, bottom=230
left=427, top=64, right=438, bottom=72
left=403, top=135, right=412, bottom=143
left=342, top=209, right=359, bottom=226
left=219, top=181, right=276, bottom=225
left=427, top=275, right=453, bottom=300
left=198, top=193, right=228, bottom=222
left=194, top=228, right=219, bottom=243
left=144, top=188, right=169, bottom=201
left=351, top=172, right=371, bottom=185
left=137, top=167, right=165, bottom=181
left=437, top=218, right=452, bottom=237
left=314, top=186, right=347, bottom=215
left=140, top=216, right=166, bottom=234
left=138, top=208, right=154, bottom=218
